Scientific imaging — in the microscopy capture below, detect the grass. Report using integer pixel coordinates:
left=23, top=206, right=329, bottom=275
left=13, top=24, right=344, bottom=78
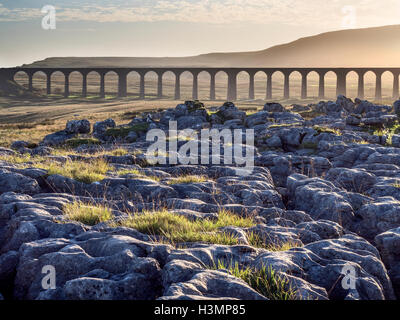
left=212, top=261, right=297, bottom=300
left=112, top=209, right=256, bottom=245
left=0, top=153, right=43, bottom=164
left=63, top=201, right=112, bottom=226
left=246, top=232, right=301, bottom=251
left=351, top=140, right=370, bottom=145
left=371, top=123, right=400, bottom=146
left=105, top=123, right=149, bottom=138
left=38, top=158, right=111, bottom=184
left=116, top=168, right=160, bottom=181
left=167, top=175, right=208, bottom=185
left=109, top=148, right=129, bottom=156
left=0, top=120, right=61, bottom=148
left=64, top=137, right=101, bottom=148
left=268, top=123, right=302, bottom=129
left=313, top=125, right=341, bottom=136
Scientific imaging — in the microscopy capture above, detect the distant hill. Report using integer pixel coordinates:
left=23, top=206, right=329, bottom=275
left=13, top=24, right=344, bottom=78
left=23, top=25, right=400, bottom=68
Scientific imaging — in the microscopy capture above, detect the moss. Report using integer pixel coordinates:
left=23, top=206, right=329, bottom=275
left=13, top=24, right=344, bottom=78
left=105, top=123, right=149, bottom=138
left=64, top=137, right=101, bottom=148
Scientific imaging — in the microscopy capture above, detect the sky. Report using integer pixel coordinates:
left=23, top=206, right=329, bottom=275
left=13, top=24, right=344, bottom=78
left=1, top=0, right=400, bottom=67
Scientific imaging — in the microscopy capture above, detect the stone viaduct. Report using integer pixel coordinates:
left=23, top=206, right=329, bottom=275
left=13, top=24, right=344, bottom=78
left=1, top=67, right=399, bottom=101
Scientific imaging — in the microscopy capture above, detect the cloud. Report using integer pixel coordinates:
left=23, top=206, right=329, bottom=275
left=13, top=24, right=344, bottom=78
left=0, top=0, right=399, bottom=28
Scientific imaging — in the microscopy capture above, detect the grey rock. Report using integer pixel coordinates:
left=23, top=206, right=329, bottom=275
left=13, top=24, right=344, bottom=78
left=392, top=135, right=400, bottom=148
left=11, top=141, right=34, bottom=150
left=41, top=130, right=76, bottom=146
left=93, top=119, right=116, bottom=139
left=0, top=250, right=19, bottom=281
left=0, top=169, right=41, bottom=195
left=325, top=168, right=377, bottom=193
left=125, top=130, right=138, bottom=143
left=161, top=270, right=267, bottom=300
left=346, top=115, right=361, bottom=126
left=65, top=120, right=91, bottom=134
left=336, top=95, right=355, bottom=113
left=217, top=102, right=246, bottom=121
left=265, top=135, right=282, bottom=148
left=353, top=197, right=400, bottom=241
left=394, top=100, right=400, bottom=116
left=375, top=227, right=400, bottom=297
left=176, top=115, right=208, bottom=130
left=287, top=174, right=355, bottom=227
left=253, top=234, right=395, bottom=300
left=264, top=103, right=285, bottom=113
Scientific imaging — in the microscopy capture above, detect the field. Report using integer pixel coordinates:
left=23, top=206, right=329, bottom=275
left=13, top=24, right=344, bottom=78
left=0, top=71, right=396, bottom=148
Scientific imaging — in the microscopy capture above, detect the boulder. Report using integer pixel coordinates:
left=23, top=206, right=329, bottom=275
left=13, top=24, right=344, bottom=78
left=375, top=227, right=400, bottom=297
left=41, top=130, right=76, bottom=146
left=264, top=103, right=285, bottom=113
left=65, top=120, right=91, bottom=134
left=161, top=270, right=267, bottom=300
left=336, top=95, right=355, bottom=113
left=0, top=169, right=41, bottom=195
left=217, top=102, right=246, bottom=121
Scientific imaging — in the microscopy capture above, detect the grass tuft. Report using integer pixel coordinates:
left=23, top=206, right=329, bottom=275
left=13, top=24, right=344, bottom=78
left=246, top=232, right=301, bottom=251
left=39, top=158, right=111, bottom=183
left=63, top=201, right=112, bottom=226
left=212, top=261, right=297, bottom=300
left=167, top=175, right=207, bottom=185
left=112, top=209, right=256, bottom=245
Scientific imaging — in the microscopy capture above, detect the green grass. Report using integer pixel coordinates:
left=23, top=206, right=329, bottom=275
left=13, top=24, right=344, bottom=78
left=166, top=175, right=208, bottom=185
left=64, top=137, right=101, bottom=148
left=112, top=209, right=256, bottom=245
left=116, top=168, right=160, bottom=181
left=63, top=201, right=112, bottom=226
left=371, top=123, right=400, bottom=146
left=0, top=153, right=43, bottom=164
left=38, top=158, right=111, bottom=184
left=212, top=261, right=297, bottom=300
left=105, top=123, right=149, bottom=138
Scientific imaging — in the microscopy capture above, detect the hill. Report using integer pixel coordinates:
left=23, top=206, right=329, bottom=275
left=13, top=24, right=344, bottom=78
left=23, top=25, right=400, bottom=68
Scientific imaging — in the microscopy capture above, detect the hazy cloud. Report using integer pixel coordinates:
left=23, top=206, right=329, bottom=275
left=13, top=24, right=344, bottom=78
left=1, top=0, right=400, bottom=27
